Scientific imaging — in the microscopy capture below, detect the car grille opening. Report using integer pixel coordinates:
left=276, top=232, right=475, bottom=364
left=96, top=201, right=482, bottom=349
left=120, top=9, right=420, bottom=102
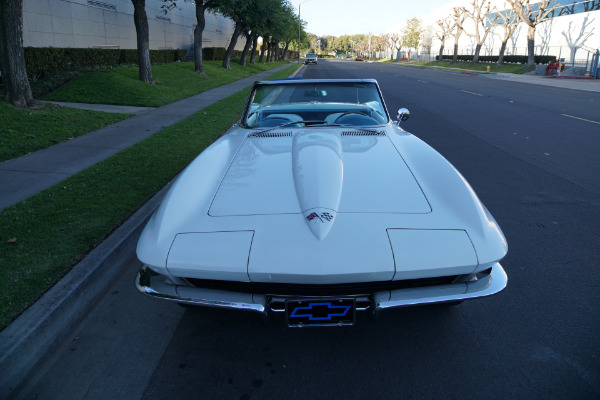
left=184, top=275, right=461, bottom=296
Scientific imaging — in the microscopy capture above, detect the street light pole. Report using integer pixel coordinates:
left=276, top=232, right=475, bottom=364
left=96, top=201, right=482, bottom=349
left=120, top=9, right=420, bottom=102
left=298, top=3, right=301, bottom=64
left=298, top=0, right=313, bottom=65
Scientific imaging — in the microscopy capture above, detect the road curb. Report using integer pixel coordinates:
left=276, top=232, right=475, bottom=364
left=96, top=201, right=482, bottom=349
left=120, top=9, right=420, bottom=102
left=0, top=184, right=169, bottom=399
left=289, top=62, right=305, bottom=78
left=0, top=64, right=302, bottom=399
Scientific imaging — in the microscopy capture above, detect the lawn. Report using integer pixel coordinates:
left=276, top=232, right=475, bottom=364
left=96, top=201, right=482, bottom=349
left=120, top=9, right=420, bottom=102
left=0, top=63, right=299, bottom=331
left=1, top=60, right=290, bottom=163
left=0, top=102, right=130, bottom=162
left=393, top=60, right=535, bottom=74
left=44, top=60, right=292, bottom=107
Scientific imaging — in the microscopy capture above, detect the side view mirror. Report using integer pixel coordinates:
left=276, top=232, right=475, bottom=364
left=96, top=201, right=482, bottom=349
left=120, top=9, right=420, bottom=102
left=396, top=108, right=410, bottom=123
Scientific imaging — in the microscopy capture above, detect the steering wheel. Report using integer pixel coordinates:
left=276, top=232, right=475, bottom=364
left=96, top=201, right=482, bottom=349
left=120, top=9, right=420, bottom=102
left=333, top=110, right=379, bottom=125
left=333, top=111, right=371, bottom=122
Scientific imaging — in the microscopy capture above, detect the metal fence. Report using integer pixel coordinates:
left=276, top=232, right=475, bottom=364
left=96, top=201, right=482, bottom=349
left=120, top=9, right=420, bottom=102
left=417, top=45, right=598, bottom=74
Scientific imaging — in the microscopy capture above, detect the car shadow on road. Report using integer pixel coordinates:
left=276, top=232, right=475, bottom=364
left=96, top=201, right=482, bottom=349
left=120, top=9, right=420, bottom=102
left=141, top=303, right=482, bottom=400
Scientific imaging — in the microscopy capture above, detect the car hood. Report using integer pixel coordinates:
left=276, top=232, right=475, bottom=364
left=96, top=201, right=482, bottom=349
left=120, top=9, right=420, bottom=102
left=209, top=128, right=431, bottom=239
left=137, top=126, right=507, bottom=284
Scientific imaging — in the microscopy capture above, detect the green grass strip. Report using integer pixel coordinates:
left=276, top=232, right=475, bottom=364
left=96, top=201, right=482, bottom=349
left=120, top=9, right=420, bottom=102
left=0, top=102, right=130, bottom=162
left=45, top=61, right=291, bottom=107
left=390, top=60, right=535, bottom=75
left=0, top=63, right=299, bottom=330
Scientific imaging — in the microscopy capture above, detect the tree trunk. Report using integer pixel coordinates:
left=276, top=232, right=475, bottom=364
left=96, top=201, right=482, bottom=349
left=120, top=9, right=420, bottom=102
left=526, top=24, right=536, bottom=68
left=132, top=0, right=154, bottom=84
left=193, top=1, right=206, bottom=75
left=0, top=0, right=34, bottom=107
left=250, top=34, right=258, bottom=64
left=259, top=43, right=266, bottom=63
left=472, top=43, right=482, bottom=64
left=569, top=46, right=577, bottom=66
left=222, top=20, right=242, bottom=69
left=452, top=42, right=459, bottom=63
left=275, top=43, right=280, bottom=61
left=497, top=40, right=508, bottom=66
left=282, top=42, right=289, bottom=60
left=438, top=44, right=445, bottom=61
left=239, top=33, right=252, bottom=66
left=268, top=42, right=274, bottom=62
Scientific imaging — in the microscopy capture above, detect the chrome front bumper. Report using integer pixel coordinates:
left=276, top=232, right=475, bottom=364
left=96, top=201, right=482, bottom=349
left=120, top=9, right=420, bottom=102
left=136, top=263, right=507, bottom=316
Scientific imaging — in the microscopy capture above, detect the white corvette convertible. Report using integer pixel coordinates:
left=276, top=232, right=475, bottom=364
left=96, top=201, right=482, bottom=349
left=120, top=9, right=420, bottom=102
left=136, top=79, right=507, bottom=327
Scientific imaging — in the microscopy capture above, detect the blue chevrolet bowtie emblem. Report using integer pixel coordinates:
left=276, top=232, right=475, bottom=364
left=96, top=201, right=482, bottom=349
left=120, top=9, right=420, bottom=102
left=289, top=302, right=351, bottom=321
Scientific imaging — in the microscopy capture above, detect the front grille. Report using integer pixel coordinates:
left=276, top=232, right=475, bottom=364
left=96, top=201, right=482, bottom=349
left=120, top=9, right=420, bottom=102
left=185, top=275, right=460, bottom=296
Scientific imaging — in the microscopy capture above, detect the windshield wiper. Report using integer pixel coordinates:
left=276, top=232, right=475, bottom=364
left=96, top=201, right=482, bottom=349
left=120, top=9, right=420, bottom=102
left=253, top=120, right=353, bottom=135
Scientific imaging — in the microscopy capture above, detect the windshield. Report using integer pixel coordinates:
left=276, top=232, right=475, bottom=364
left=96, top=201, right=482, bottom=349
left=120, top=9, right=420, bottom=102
left=243, top=81, right=389, bottom=128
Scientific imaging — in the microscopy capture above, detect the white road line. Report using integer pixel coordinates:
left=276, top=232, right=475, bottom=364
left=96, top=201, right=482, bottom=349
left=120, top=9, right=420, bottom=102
left=418, top=80, right=429, bottom=83
left=561, top=114, right=600, bottom=125
left=460, top=90, right=484, bottom=96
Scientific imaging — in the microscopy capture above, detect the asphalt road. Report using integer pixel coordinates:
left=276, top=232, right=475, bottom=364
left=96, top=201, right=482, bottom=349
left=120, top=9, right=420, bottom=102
left=13, top=60, right=600, bottom=400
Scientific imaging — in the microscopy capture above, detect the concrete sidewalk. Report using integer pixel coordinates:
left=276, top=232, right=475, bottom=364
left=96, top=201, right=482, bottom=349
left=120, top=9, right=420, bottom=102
left=395, top=62, right=600, bottom=93
left=0, top=63, right=294, bottom=211
left=43, top=101, right=157, bottom=115
left=483, top=72, right=600, bottom=92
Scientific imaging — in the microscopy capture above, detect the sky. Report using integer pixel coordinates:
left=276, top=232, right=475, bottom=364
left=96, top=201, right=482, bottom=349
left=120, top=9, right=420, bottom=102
left=289, top=0, right=460, bottom=37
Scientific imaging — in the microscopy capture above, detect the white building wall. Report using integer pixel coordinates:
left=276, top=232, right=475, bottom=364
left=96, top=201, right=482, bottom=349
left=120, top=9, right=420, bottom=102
left=23, top=0, right=240, bottom=50
left=386, top=0, right=600, bottom=64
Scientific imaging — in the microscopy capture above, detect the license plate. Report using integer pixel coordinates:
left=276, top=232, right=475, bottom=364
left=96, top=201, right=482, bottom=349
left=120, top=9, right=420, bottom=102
left=285, top=298, right=356, bottom=327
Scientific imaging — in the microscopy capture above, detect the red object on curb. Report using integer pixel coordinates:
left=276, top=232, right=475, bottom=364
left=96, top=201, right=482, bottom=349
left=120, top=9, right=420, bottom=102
left=545, top=60, right=565, bottom=76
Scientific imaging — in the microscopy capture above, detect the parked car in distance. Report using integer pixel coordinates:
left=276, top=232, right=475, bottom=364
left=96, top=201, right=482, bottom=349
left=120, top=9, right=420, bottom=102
left=304, top=53, right=318, bottom=64
left=136, top=79, right=508, bottom=327
left=355, top=56, right=363, bottom=61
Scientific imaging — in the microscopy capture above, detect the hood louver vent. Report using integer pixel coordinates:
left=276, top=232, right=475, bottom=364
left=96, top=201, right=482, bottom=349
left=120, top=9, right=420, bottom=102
left=249, top=131, right=292, bottom=138
left=342, top=130, right=385, bottom=137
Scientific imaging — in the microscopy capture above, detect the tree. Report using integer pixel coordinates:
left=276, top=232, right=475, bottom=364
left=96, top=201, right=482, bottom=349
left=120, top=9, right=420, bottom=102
left=421, top=26, right=433, bottom=57
left=131, top=0, right=154, bottom=83
left=508, top=0, right=561, bottom=68
left=495, top=1, right=521, bottom=66
left=462, top=0, right=499, bottom=64
left=162, top=0, right=219, bottom=75
left=379, top=33, right=391, bottom=58
left=436, top=17, right=453, bottom=62
left=237, top=0, right=268, bottom=66
left=389, top=33, right=401, bottom=60
left=402, top=18, right=424, bottom=60
left=239, top=27, right=254, bottom=66
left=271, top=1, right=299, bottom=61
left=192, top=1, right=220, bottom=75
left=561, top=15, right=596, bottom=65
left=217, top=0, right=249, bottom=69
left=250, top=35, right=259, bottom=64
left=451, top=7, right=467, bottom=63
left=0, top=0, right=34, bottom=107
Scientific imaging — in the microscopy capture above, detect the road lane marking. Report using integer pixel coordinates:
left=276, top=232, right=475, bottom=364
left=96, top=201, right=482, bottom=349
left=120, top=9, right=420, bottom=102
left=460, top=90, right=484, bottom=96
left=561, top=114, right=600, bottom=125
left=418, top=80, right=429, bottom=83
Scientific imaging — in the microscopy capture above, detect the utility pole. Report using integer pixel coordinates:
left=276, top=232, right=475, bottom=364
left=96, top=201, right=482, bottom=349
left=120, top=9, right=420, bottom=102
left=298, top=0, right=313, bottom=64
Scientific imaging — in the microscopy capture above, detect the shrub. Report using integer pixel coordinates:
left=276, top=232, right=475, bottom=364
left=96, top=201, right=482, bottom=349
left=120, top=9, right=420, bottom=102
left=23, top=47, right=188, bottom=79
left=436, top=54, right=557, bottom=64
